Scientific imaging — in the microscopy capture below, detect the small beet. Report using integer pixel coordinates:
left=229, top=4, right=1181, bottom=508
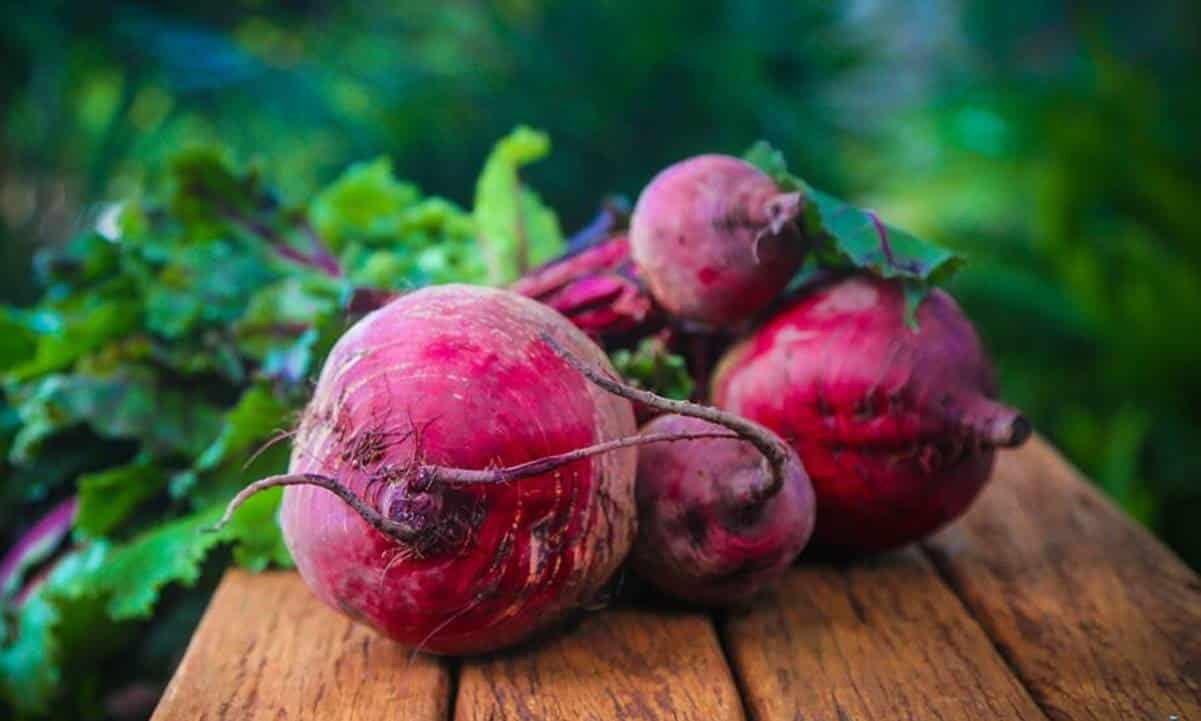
left=712, top=275, right=1030, bottom=554
left=544, top=338, right=815, bottom=606
left=629, top=154, right=807, bottom=326
left=631, top=415, right=815, bottom=605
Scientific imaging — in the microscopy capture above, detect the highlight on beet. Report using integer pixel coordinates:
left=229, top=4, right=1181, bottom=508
left=629, top=154, right=809, bottom=327
left=712, top=274, right=1031, bottom=554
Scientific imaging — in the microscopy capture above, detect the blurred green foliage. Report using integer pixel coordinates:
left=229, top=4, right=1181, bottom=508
left=0, top=127, right=557, bottom=718
left=861, top=1, right=1201, bottom=562
left=1, top=0, right=1199, bottom=717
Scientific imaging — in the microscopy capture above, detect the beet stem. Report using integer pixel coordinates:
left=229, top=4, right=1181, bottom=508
left=541, top=333, right=793, bottom=506
left=212, top=472, right=421, bottom=543
left=428, top=430, right=740, bottom=485
left=217, top=432, right=738, bottom=543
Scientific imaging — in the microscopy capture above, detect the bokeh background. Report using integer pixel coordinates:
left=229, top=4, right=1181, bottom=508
left=1, top=0, right=1198, bottom=715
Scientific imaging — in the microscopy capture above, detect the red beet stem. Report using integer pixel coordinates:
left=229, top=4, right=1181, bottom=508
left=216, top=430, right=737, bottom=543
left=0, top=496, right=78, bottom=601
left=541, top=333, right=793, bottom=507
left=214, top=473, right=423, bottom=542
left=426, top=430, right=738, bottom=485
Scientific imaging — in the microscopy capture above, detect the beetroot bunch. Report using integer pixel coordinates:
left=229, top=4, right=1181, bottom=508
left=222, top=150, right=1028, bottom=656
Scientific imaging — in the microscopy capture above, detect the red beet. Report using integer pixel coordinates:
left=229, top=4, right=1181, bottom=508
left=631, top=415, right=815, bottom=605
left=511, top=233, right=657, bottom=339
left=629, top=154, right=807, bottom=326
left=544, top=342, right=815, bottom=605
left=232, top=285, right=640, bottom=654
left=712, top=275, right=1030, bottom=553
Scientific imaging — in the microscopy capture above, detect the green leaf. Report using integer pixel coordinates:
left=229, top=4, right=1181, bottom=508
left=98, top=506, right=228, bottom=619
left=195, top=384, right=291, bottom=472
left=742, top=140, right=790, bottom=182
left=37, top=232, right=122, bottom=290
left=235, top=275, right=341, bottom=361
left=96, top=493, right=291, bottom=605
left=168, top=146, right=256, bottom=229
left=610, top=338, right=695, bottom=400
left=76, top=460, right=166, bottom=538
left=0, top=495, right=291, bottom=713
left=744, top=140, right=963, bottom=319
left=7, top=369, right=224, bottom=463
left=805, top=186, right=963, bottom=285
left=220, top=486, right=291, bottom=571
left=309, top=157, right=421, bottom=251
left=6, top=299, right=140, bottom=383
left=145, top=240, right=281, bottom=339
left=0, top=310, right=36, bottom=371
left=473, top=126, right=564, bottom=284
left=0, top=544, right=122, bottom=718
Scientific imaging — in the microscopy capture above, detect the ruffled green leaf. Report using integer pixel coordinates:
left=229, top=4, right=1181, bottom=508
left=0, top=310, right=36, bottom=372
left=5, top=299, right=140, bottom=383
left=744, top=140, right=963, bottom=322
left=310, top=157, right=421, bottom=251
left=76, top=460, right=166, bottom=538
left=195, top=384, right=290, bottom=473
left=473, top=126, right=564, bottom=284
left=7, top=369, right=223, bottom=463
left=610, top=338, right=694, bottom=401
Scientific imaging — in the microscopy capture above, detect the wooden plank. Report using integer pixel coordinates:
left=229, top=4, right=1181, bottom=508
left=150, top=570, right=451, bottom=721
left=925, top=437, right=1201, bottom=721
left=455, top=608, right=745, bottom=721
left=723, top=547, right=1048, bottom=721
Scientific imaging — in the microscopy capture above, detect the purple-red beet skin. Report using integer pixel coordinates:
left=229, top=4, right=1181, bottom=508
left=631, top=415, right=816, bottom=605
left=713, top=275, right=1029, bottom=553
left=281, top=285, right=637, bottom=654
left=629, top=155, right=806, bottom=326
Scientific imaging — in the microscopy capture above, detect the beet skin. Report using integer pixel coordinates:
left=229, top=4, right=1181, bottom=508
left=630, top=155, right=806, bottom=327
left=280, top=285, right=637, bottom=654
left=631, top=415, right=816, bottom=605
left=712, top=275, right=1029, bottom=553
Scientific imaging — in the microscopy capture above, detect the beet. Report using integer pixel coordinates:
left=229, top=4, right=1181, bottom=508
left=511, top=233, right=657, bottom=339
left=629, top=154, right=807, bottom=326
left=543, top=338, right=815, bottom=605
left=226, top=285, right=640, bottom=654
left=712, top=275, right=1030, bottom=553
left=630, top=415, right=815, bottom=605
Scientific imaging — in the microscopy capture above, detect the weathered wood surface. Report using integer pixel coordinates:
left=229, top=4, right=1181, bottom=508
left=723, top=547, right=1047, bottom=721
left=152, top=437, right=1201, bottom=721
left=456, top=608, right=744, bottom=721
left=926, top=438, right=1201, bottom=721
left=150, top=570, right=452, bottom=721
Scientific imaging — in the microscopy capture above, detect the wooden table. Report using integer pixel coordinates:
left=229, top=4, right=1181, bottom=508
left=151, top=438, right=1201, bottom=720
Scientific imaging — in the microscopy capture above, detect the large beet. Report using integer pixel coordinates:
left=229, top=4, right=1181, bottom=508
left=712, top=275, right=1029, bottom=553
left=276, top=286, right=638, bottom=654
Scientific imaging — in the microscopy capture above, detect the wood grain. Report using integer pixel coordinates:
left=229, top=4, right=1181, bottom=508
left=723, top=547, right=1047, bottom=721
left=150, top=570, right=451, bottom=721
left=455, top=608, right=745, bottom=721
left=925, top=437, right=1201, bottom=721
